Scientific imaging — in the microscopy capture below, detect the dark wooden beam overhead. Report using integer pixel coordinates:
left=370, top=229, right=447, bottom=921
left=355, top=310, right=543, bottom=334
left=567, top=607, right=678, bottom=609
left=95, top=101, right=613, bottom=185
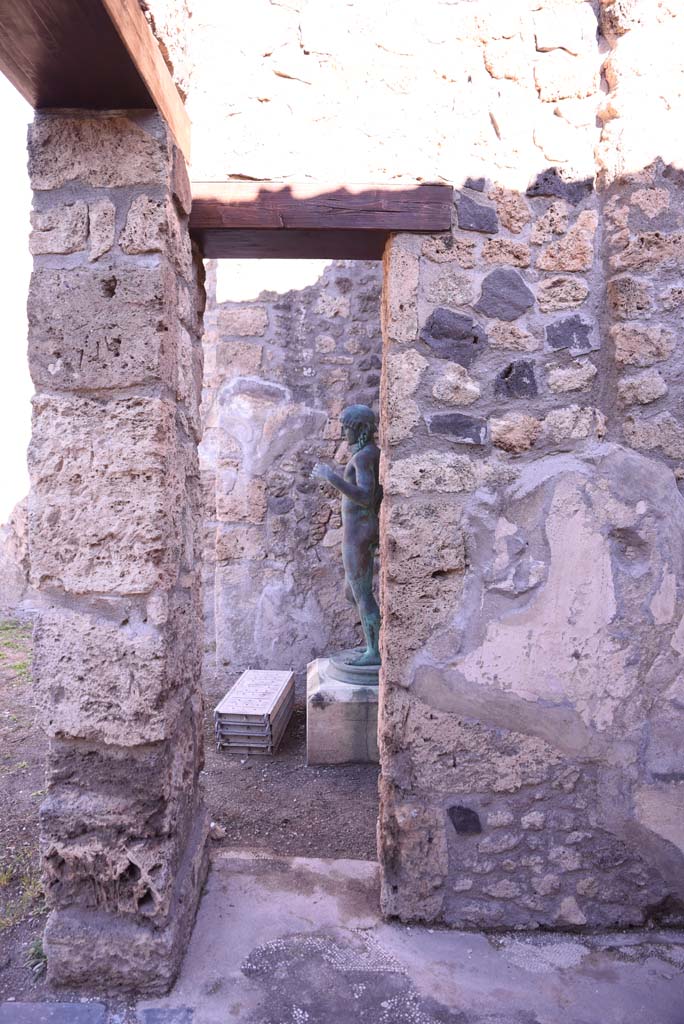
left=190, top=182, right=453, bottom=259
left=198, top=229, right=391, bottom=261
left=191, top=182, right=454, bottom=233
left=0, top=0, right=190, bottom=160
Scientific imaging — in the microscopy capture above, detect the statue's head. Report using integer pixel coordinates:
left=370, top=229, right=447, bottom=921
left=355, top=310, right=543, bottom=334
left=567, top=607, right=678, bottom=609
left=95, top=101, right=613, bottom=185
left=341, top=404, right=377, bottom=450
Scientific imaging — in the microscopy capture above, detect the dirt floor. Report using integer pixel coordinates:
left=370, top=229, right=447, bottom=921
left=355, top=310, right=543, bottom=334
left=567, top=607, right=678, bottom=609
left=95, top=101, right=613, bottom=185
left=0, top=618, right=48, bottom=1003
left=202, top=678, right=379, bottom=862
left=0, top=619, right=380, bottom=1005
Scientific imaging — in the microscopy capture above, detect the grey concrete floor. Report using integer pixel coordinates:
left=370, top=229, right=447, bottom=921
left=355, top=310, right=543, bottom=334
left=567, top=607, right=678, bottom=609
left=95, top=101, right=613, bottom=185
left=137, top=850, right=684, bottom=1024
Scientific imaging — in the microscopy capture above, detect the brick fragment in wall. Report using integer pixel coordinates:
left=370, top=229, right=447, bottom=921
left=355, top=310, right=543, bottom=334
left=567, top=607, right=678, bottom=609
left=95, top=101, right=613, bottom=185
left=456, top=193, right=499, bottom=234
left=660, top=286, right=684, bottom=312
left=495, top=360, right=538, bottom=399
left=474, top=268, right=535, bottom=322
left=28, top=263, right=180, bottom=392
left=43, top=717, right=200, bottom=843
left=546, top=315, right=595, bottom=354
left=420, top=308, right=487, bottom=366
left=427, top=413, right=488, bottom=446
left=541, top=405, right=605, bottom=442
left=384, top=347, right=427, bottom=444
left=484, top=37, right=530, bottom=82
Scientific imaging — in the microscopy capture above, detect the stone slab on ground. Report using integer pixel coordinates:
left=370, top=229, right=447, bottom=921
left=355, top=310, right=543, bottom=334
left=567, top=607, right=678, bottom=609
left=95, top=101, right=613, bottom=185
left=306, top=657, right=379, bottom=765
left=0, top=1004, right=105, bottom=1023
left=138, top=850, right=684, bottom=1024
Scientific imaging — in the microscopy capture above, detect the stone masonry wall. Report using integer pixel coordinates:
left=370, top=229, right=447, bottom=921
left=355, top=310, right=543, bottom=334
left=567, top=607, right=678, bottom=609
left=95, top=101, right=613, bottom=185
left=26, top=111, right=208, bottom=991
left=178, top=0, right=684, bottom=930
left=376, top=0, right=684, bottom=930
left=200, top=260, right=382, bottom=690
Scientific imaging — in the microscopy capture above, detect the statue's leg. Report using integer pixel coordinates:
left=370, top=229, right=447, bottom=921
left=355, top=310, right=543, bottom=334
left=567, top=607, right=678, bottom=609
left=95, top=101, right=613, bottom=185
left=349, top=567, right=381, bottom=665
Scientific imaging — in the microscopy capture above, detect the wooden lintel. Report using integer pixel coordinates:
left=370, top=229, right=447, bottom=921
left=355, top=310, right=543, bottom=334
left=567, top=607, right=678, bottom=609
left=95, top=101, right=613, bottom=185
left=190, top=182, right=454, bottom=233
left=195, top=229, right=390, bottom=261
left=0, top=0, right=190, bottom=162
left=102, top=0, right=190, bottom=162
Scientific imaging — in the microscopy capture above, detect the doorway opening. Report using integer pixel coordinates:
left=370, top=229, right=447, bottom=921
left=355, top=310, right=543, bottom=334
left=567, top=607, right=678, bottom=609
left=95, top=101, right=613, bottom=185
left=198, top=256, right=383, bottom=861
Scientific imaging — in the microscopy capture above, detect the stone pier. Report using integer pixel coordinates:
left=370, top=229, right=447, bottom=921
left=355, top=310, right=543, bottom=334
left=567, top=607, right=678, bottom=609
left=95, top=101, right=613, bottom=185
left=26, top=111, right=208, bottom=993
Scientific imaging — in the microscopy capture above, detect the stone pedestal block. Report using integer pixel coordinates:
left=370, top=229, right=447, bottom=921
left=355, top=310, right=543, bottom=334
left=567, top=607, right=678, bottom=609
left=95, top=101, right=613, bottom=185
left=306, top=657, right=379, bottom=765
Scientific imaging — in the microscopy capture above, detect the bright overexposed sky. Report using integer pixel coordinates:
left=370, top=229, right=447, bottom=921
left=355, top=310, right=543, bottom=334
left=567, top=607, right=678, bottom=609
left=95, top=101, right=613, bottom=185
left=0, top=76, right=32, bottom=524
left=0, top=70, right=331, bottom=525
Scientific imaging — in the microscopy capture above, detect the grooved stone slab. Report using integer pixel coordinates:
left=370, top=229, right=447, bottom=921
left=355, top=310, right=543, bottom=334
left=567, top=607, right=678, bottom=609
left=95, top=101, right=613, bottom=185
left=0, top=1005, right=105, bottom=1023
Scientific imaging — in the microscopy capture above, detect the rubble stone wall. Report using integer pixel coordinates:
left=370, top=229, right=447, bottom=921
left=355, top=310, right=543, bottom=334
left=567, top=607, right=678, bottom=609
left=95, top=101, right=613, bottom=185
left=377, top=1, right=684, bottom=929
left=26, top=110, right=208, bottom=992
left=200, top=260, right=382, bottom=691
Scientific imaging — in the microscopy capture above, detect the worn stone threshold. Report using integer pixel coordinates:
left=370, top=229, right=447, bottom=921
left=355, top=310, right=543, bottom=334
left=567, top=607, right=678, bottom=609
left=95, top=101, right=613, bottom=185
left=4, top=850, right=684, bottom=1023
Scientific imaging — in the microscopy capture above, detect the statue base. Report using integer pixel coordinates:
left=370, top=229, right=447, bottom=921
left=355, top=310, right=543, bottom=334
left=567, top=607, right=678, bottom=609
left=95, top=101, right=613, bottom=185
left=306, top=655, right=379, bottom=766
left=328, top=647, right=379, bottom=687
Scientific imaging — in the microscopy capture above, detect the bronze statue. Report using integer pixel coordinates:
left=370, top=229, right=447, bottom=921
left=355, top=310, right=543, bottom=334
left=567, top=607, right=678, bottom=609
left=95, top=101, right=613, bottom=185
left=312, top=405, right=382, bottom=667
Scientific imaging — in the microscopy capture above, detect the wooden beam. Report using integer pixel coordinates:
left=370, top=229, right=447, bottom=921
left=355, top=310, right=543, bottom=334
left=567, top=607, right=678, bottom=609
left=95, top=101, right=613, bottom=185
left=101, top=0, right=190, bottom=162
left=195, top=229, right=390, bottom=261
left=0, top=0, right=189, bottom=161
left=190, top=182, right=454, bottom=232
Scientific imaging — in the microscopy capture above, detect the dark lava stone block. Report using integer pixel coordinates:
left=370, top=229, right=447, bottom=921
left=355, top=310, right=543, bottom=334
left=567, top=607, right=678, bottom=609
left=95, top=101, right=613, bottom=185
left=448, top=806, right=482, bottom=835
left=546, top=315, right=593, bottom=352
left=475, top=268, right=534, bottom=322
left=527, top=166, right=593, bottom=205
left=495, top=360, right=538, bottom=399
left=456, top=193, right=499, bottom=233
left=420, top=307, right=487, bottom=366
left=428, top=413, right=488, bottom=446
